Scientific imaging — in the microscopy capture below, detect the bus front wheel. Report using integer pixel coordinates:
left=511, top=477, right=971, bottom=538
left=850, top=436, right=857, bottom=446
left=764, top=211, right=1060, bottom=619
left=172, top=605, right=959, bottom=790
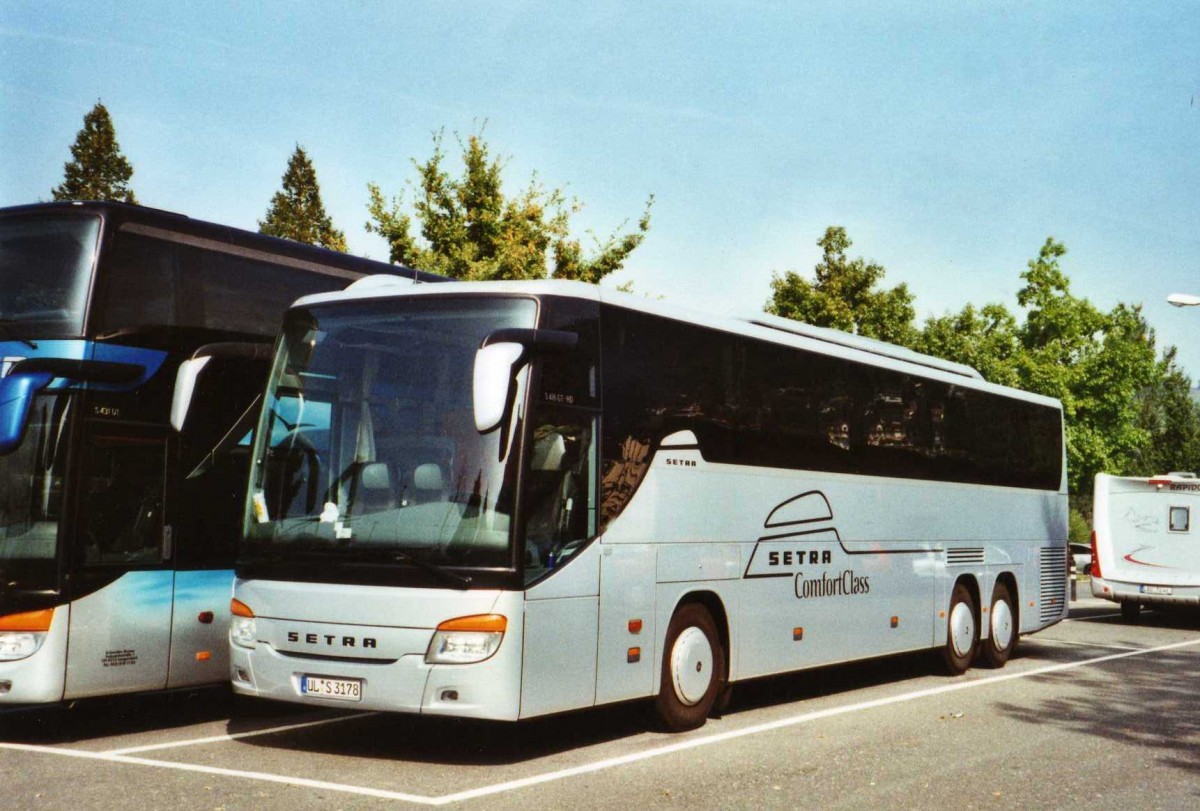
left=655, top=603, right=725, bottom=732
left=978, top=581, right=1017, bottom=668
left=942, top=582, right=978, bottom=675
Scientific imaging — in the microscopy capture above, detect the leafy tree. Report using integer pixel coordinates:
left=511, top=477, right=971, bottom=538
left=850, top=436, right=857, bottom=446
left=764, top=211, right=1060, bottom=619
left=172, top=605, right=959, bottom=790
left=259, top=145, right=347, bottom=252
left=766, top=227, right=917, bottom=347
left=52, top=101, right=138, bottom=203
left=1011, top=240, right=1159, bottom=492
left=916, top=302, right=1022, bottom=388
left=918, top=237, right=1168, bottom=493
left=1133, top=348, right=1200, bottom=475
left=366, top=130, right=652, bottom=282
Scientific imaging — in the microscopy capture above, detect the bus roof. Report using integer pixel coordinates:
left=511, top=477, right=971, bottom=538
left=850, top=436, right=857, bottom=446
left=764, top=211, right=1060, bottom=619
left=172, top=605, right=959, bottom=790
left=0, top=200, right=447, bottom=285
left=290, top=277, right=1061, bottom=409
left=1098, top=471, right=1198, bottom=485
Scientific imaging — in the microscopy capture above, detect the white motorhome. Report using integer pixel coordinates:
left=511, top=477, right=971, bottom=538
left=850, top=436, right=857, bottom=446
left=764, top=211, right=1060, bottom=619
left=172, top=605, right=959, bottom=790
left=1091, top=472, right=1200, bottom=620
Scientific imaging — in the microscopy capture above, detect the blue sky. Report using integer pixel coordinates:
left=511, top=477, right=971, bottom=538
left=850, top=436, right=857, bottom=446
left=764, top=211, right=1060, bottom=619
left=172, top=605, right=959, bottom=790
left=4, top=2, right=1199, bottom=379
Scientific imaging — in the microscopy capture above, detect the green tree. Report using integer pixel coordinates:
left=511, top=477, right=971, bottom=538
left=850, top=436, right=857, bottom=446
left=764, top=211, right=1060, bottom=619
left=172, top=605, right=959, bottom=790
left=259, top=145, right=347, bottom=252
left=918, top=237, right=1167, bottom=494
left=916, top=302, right=1022, bottom=387
left=52, top=101, right=138, bottom=203
left=1133, top=348, right=1200, bottom=475
left=1011, top=240, right=1159, bottom=492
left=766, top=226, right=917, bottom=347
left=366, top=130, right=652, bottom=282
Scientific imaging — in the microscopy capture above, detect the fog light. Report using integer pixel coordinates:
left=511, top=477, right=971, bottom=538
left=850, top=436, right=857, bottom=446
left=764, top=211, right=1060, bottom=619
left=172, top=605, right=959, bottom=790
left=230, top=616, right=257, bottom=649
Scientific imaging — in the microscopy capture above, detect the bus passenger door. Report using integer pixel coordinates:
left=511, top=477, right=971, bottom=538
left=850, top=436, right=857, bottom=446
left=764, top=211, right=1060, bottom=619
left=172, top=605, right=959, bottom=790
left=519, top=407, right=601, bottom=718
left=65, top=426, right=173, bottom=699
left=522, top=554, right=600, bottom=717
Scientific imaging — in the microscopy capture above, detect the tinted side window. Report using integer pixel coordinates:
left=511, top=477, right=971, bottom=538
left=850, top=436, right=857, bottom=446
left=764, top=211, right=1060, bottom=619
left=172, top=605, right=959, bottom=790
left=78, top=429, right=167, bottom=566
left=92, top=230, right=347, bottom=337
left=741, top=337, right=1062, bottom=488
left=740, top=338, right=866, bottom=473
left=600, top=308, right=738, bottom=525
left=188, top=248, right=335, bottom=334
left=598, top=304, right=1062, bottom=524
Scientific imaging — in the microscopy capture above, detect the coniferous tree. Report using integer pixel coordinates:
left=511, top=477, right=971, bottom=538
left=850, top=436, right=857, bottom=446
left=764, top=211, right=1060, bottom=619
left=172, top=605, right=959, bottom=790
left=259, top=145, right=347, bottom=252
left=52, top=101, right=138, bottom=203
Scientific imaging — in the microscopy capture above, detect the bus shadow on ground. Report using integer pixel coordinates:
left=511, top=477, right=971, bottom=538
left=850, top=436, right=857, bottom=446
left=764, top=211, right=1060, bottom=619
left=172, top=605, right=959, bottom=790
left=994, top=646, right=1200, bottom=777
left=0, top=688, right=300, bottom=745
left=219, top=648, right=1033, bottom=766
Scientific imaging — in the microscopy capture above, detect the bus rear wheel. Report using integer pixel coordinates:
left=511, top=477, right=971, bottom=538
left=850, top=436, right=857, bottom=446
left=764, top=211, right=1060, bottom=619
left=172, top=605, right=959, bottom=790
left=942, top=582, right=978, bottom=675
left=655, top=603, right=725, bottom=732
left=978, top=581, right=1017, bottom=668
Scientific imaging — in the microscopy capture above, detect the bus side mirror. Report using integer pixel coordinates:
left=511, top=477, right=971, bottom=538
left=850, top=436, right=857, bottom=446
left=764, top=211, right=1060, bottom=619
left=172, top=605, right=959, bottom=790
left=472, top=329, right=578, bottom=434
left=171, top=356, right=211, bottom=432
left=170, top=342, right=272, bottom=432
left=0, top=371, right=54, bottom=455
left=473, top=342, right=525, bottom=434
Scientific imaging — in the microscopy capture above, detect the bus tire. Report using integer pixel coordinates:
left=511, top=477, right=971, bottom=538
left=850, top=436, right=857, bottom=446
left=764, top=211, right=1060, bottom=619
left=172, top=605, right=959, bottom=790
left=978, top=581, right=1017, bottom=668
left=942, top=582, right=978, bottom=675
left=655, top=603, right=725, bottom=732
left=1120, top=601, right=1141, bottom=622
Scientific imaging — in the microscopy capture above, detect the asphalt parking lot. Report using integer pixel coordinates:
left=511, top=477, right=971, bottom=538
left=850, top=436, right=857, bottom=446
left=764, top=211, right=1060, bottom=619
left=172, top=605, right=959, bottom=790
left=4, top=593, right=1200, bottom=809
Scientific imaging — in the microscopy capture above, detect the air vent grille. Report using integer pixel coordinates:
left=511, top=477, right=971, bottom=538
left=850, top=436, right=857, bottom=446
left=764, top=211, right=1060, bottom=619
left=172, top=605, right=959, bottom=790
left=1039, top=546, right=1069, bottom=622
left=947, top=548, right=985, bottom=566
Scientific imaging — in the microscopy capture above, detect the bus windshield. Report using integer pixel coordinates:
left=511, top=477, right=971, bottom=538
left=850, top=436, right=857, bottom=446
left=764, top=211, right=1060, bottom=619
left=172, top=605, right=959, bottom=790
left=0, top=213, right=99, bottom=340
left=243, top=296, right=537, bottom=574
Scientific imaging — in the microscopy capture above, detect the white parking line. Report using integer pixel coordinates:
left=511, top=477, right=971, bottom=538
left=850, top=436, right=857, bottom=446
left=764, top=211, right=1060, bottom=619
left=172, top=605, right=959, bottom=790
left=435, top=636, right=1200, bottom=805
left=0, top=743, right=431, bottom=805
left=5, top=637, right=1200, bottom=806
left=105, top=711, right=380, bottom=755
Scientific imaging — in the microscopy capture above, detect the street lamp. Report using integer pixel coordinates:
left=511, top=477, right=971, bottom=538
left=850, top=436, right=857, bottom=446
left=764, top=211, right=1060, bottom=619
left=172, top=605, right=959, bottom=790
left=1168, top=293, right=1200, bottom=307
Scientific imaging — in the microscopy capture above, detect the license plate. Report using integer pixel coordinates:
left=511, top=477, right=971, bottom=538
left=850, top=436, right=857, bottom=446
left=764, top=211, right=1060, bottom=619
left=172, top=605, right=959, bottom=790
left=300, top=675, right=362, bottom=701
left=1141, top=585, right=1173, bottom=596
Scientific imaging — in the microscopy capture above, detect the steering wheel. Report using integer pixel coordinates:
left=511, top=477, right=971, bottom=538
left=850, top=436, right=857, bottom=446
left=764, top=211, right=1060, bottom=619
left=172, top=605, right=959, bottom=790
left=278, top=432, right=321, bottom=513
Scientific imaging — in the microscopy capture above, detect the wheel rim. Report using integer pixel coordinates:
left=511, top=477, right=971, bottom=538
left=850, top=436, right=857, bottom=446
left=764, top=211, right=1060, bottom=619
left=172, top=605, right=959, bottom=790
left=991, top=599, right=1013, bottom=650
left=671, top=626, right=714, bottom=706
left=949, top=601, right=975, bottom=658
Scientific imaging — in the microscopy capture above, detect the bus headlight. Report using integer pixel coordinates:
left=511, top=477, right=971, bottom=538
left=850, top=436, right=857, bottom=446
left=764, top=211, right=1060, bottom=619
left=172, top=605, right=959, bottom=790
left=0, top=608, right=54, bottom=661
left=0, top=632, right=46, bottom=661
left=425, top=614, right=506, bottom=664
left=230, top=599, right=257, bottom=649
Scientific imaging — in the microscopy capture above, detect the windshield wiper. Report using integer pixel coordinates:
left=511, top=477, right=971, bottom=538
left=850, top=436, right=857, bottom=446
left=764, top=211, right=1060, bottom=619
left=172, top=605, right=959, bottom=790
left=0, top=320, right=36, bottom=350
left=332, top=546, right=473, bottom=590
left=243, top=536, right=474, bottom=589
left=389, top=550, right=473, bottom=590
